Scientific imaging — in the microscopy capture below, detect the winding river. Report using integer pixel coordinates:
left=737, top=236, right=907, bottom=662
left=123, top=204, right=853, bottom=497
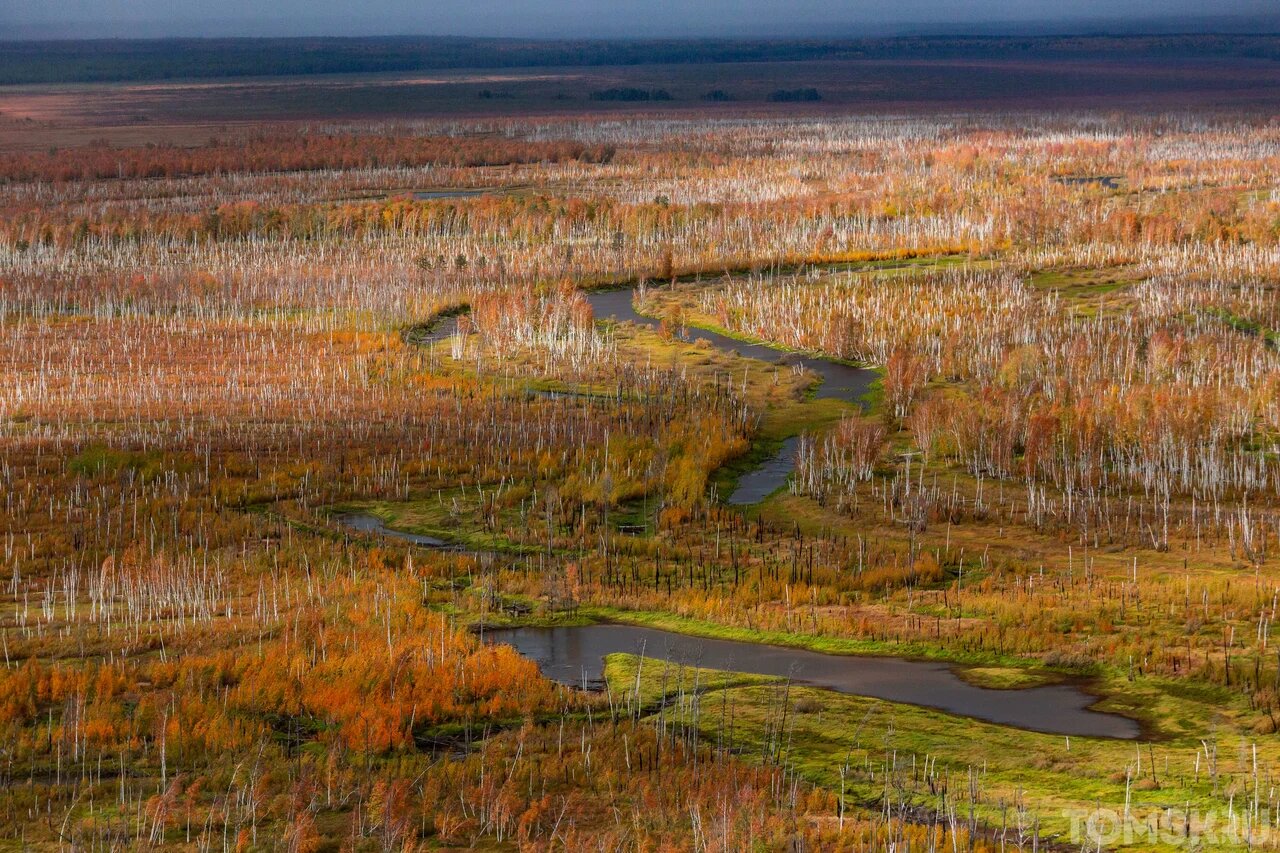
left=337, top=512, right=456, bottom=548
left=584, top=288, right=876, bottom=402
left=402, top=284, right=874, bottom=511
left=486, top=623, right=1140, bottom=739
left=584, top=287, right=877, bottom=503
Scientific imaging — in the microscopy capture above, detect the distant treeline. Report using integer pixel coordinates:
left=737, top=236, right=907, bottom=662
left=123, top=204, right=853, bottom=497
left=0, top=133, right=616, bottom=182
left=589, top=88, right=673, bottom=102
left=767, top=88, right=822, bottom=102
left=0, top=35, right=1278, bottom=85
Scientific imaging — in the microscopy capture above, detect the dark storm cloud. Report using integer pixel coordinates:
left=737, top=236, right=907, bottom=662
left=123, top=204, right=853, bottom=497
left=3, top=0, right=1278, bottom=39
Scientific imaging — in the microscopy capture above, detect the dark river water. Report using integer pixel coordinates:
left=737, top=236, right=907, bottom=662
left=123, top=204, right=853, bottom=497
left=412, top=314, right=461, bottom=344
left=727, top=436, right=802, bottom=505
left=485, top=623, right=1140, bottom=739
left=338, top=512, right=455, bottom=548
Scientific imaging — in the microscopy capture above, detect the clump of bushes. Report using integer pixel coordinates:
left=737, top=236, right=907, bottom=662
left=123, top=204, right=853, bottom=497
left=767, top=87, right=821, bottom=102
left=590, top=88, right=673, bottom=102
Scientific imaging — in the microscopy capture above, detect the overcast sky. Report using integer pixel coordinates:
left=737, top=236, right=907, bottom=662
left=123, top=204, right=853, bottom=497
left=4, top=0, right=1278, bottom=39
